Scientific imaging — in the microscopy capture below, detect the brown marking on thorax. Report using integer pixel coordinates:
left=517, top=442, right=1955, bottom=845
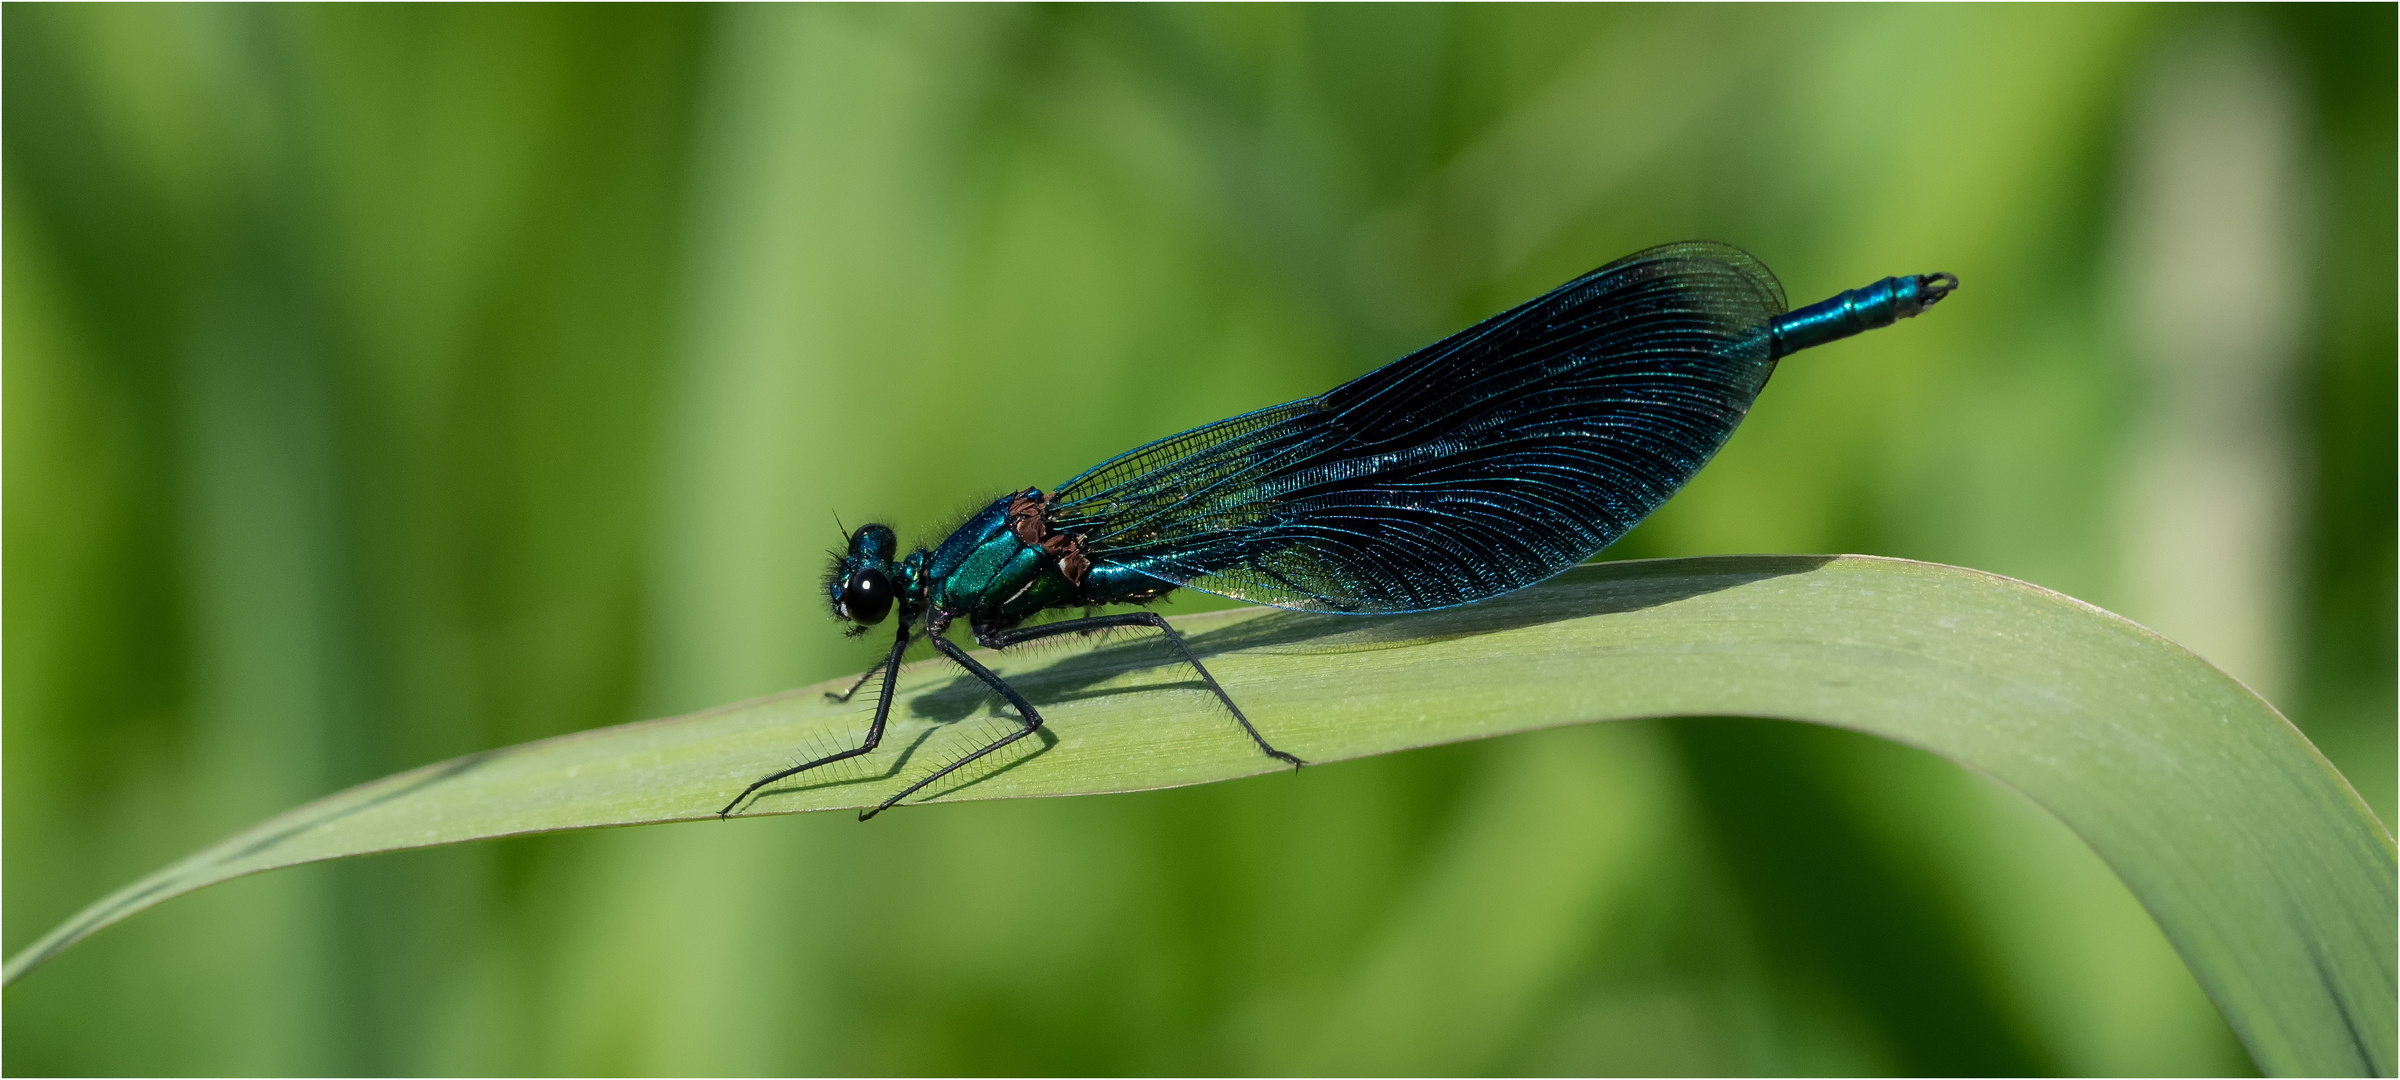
left=1005, top=489, right=1093, bottom=586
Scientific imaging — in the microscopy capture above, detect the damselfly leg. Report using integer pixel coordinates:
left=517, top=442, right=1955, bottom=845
left=825, top=657, right=889, bottom=704
left=860, top=634, right=1049, bottom=819
left=862, top=612, right=1303, bottom=819
left=717, top=624, right=911, bottom=818
left=979, top=612, right=1303, bottom=770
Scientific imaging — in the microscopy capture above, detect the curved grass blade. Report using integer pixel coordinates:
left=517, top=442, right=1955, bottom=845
left=5, top=556, right=2390, bottom=1075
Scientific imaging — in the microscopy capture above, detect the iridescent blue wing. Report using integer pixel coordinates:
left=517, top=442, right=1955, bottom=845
left=1048, top=241, right=1789, bottom=614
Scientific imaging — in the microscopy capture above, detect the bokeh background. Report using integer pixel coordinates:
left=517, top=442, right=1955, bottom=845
left=6, top=4, right=2390, bottom=1075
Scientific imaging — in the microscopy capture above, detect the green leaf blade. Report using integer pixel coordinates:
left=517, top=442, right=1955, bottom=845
left=7, top=555, right=2391, bottom=1076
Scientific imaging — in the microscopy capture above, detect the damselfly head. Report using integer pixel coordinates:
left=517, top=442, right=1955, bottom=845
left=826, top=523, right=901, bottom=627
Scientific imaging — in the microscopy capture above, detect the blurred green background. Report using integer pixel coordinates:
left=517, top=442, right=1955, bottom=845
left=6, top=4, right=2390, bottom=1075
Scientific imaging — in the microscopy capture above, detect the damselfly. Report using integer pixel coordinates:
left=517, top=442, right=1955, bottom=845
left=720, top=242, right=1956, bottom=819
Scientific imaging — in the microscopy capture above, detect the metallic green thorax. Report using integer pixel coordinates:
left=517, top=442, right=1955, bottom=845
left=927, top=497, right=1076, bottom=620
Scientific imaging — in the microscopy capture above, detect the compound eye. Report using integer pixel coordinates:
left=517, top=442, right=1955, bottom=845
left=843, top=568, right=894, bottom=624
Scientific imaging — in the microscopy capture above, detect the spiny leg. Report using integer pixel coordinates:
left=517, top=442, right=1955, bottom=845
left=826, top=655, right=889, bottom=704
left=982, top=611, right=1303, bottom=770
left=862, top=634, right=1046, bottom=820
left=719, top=624, right=911, bottom=818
